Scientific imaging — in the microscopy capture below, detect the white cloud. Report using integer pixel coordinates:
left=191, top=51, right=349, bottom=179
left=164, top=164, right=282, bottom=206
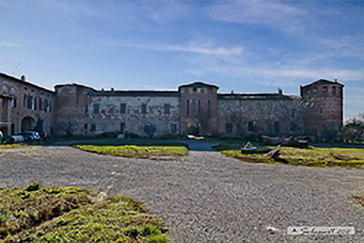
left=206, top=0, right=307, bottom=33
left=101, top=41, right=244, bottom=56
left=0, top=42, right=22, bottom=47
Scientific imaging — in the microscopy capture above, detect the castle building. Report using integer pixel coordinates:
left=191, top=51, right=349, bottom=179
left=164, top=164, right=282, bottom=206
left=0, top=72, right=344, bottom=141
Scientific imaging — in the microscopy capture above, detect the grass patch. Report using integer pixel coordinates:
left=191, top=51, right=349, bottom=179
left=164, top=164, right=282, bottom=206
left=74, top=144, right=188, bottom=159
left=1, top=183, right=169, bottom=242
left=215, top=145, right=364, bottom=168
left=0, top=144, right=25, bottom=150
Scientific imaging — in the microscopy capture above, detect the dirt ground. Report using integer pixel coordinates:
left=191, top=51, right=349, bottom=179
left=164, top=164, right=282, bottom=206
left=1, top=142, right=364, bottom=242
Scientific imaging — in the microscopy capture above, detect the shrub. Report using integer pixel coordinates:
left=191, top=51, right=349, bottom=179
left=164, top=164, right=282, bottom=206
left=159, top=133, right=179, bottom=139
left=219, top=134, right=229, bottom=140
left=143, top=122, right=157, bottom=139
left=98, top=132, right=118, bottom=139
left=245, top=133, right=258, bottom=142
left=125, top=132, right=140, bottom=139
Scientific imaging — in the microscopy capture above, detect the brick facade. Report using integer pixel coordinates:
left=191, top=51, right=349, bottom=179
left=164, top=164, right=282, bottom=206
left=0, top=72, right=344, bottom=140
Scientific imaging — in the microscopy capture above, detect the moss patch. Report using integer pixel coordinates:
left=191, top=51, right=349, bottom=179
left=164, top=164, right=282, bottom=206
left=215, top=145, right=364, bottom=168
left=74, top=144, right=188, bottom=159
left=1, top=183, right=169, bottom=242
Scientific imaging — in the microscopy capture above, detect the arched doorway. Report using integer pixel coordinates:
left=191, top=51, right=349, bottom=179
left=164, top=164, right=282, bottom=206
left=186, top=121, right=200, bottom=136
left=21, top=116, right=35, bottom=131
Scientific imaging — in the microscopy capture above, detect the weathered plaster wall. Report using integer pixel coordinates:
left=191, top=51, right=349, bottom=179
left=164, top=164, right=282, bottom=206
left=87, top=95, right=180, bottom=137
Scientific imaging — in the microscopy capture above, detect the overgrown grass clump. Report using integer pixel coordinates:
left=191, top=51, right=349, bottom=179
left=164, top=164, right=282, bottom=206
left=353, top=195, right=364, bottom=207
left=0, top=144, right=25, bottom=150
left=74, top=144, right=188, bottom=159
left=215, top=145, right=364, bottom=167
left=0, top=183, right=169, bottom=242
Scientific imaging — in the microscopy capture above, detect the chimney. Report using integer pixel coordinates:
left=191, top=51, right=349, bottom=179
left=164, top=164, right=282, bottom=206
left=334, top=78, right=337, bottom=83
left=111, top=87, right=114, bottom=92
left=278, top=87, right=283, bottom=95
left=231, top=90, right=234, bottom=94
left=20, top=75, right=26, bottom=81
left=101, top=88, right=104, bottom=91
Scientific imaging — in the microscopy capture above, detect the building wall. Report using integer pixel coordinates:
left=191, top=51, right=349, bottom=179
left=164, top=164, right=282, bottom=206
left=1, top=73, right=344, bottom=140
left=85, top=95, right=180, bottom=137
left=217, top=98, right=304, bottom=137
left=0, top=75, right=55, bottom=136
left=300, top=81, right=344, bottom=138
left=179, top=83, right=219, bottom=136
left=54, top=84, right=95, bottom=136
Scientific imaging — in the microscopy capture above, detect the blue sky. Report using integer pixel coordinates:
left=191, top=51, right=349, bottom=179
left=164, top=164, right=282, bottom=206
left=0, top=0, right=363, bottom=119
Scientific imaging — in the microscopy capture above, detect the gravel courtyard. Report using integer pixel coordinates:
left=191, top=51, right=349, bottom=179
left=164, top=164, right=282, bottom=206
left=1, top=141, right=364, bottom=242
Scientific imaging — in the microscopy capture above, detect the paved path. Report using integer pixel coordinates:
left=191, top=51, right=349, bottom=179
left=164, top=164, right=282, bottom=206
left=1, top=143, right=364, bottom=242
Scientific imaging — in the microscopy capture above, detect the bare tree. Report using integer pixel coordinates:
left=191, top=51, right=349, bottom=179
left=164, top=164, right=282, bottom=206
left=225, top=107, right=253, bottom=138
left=274, top=97, right=319, bottom=136
left=58, top=120, right=78, bottom=137
left=344, top=112, right=364, bottom=142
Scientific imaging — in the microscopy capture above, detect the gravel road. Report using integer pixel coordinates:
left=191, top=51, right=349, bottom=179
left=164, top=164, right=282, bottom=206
left=1, top=142, right=364, bottom=242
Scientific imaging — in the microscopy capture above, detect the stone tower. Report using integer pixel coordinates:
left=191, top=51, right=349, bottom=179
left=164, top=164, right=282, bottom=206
left=178, top=82, right=219, bottom=136
left=300, top=79, right=344, bottom=140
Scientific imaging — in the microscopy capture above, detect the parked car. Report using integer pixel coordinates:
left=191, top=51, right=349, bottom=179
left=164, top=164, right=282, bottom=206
left=18, top=131, right=42, bottom=142
left=39, top=131, right=50, bottom=141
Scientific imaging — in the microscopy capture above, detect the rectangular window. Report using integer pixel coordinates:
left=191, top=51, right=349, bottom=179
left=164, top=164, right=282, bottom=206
left=198, top=100, right=201, bottom=115
left=248, top=121, right=254, bottom=132
left=186, top=99, right=190, bottom=116
left=49, top=101, right=51, bottom=112
left=290, top=122, right=297, bottom=132
left=319, top=107, right=324, bottom=114
left=120, top=122, right=125, bottom=133
left=91, top=124, right=96, bottom=131
left=141, top=104, right=147, bottom=114
left=332, top=86, right=336, bottom=95
left=94, top=104, right=100, bottom=114
left=84, top=123, right=88, bottom=131
left=120, top=103, right=126, bottom=114
left=44, top=99, right=49, bottom=112
left=11, top=98, right=17, bottom=108
left=170, top=123, right=177, bottom=133
left=27, top=95, right=33, bottom=109
left=322, top=86, right=328, bottom=93
left=226, top=122, right=233, bottom=134
left=274, top=121, right=280, bottom=134
left=39, top=98, right=43, bottom=111
left=85, top=104, right=88, bottom=114
left=208, top=99, right=211, bottom=118
left=23, top=94, right=27, bottom=108
left=34, top=97, right=37, bottom=110
left=164, top=104, right=170, bottom=115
